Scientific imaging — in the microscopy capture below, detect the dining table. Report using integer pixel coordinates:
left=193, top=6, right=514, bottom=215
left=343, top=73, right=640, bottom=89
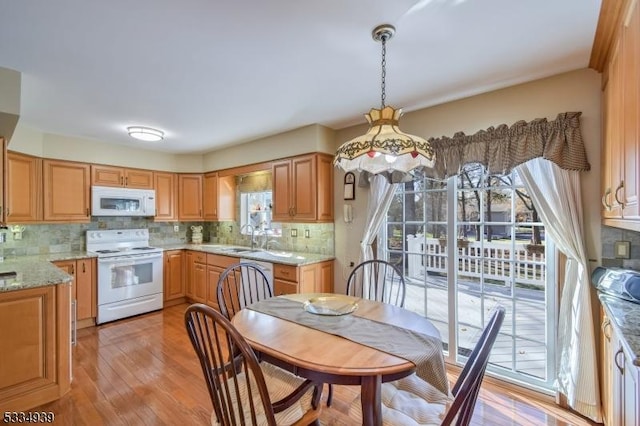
left=230, top=292, right=449, bottom=426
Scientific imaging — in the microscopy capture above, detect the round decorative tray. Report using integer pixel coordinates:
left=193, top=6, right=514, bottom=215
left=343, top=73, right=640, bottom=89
left=302, top=295, right=358, bottom=316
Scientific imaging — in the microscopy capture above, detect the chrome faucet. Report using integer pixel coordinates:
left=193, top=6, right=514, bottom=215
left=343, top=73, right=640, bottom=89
left=240, top=224, right=255, bottom=249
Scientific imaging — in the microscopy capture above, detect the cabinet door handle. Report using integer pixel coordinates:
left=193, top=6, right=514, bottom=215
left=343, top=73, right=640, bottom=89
left=82, top=262, right=86, bottom=273
left=125, top=177, right=128, bottom=186
left=614, top=181, right=625, bottom=209
left=602, top=188, right=612, bottom=211
left=614, top=347, right=624, bottom=375
left=602, top=318, right=612, bottom=340
left=86, top=208, right=90, bottom=217
left=71, top=300, right=77, bottom=346
left=120, top=176, right=124, bottom=185
left=71, top=264, right=75, bottom=274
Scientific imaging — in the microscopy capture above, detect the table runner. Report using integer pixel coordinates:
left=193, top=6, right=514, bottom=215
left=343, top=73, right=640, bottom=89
left=246, top=296, right=450, bottom=396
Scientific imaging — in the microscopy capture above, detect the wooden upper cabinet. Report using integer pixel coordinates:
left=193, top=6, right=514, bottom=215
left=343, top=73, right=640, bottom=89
left=178, top=174, right=203, bottom=220
left=6, top=151, right=42, bottom=223
left=203, top=172, right=236, bottom=221
left=272, top=159, right=293, bottom=221
left=272, top=153, right=333, bottom=222
left=291, top=155, right=316, bottom=220
left=43, top=159, right=91, bottom=222
left=315, top=154, right=334, bottom=221
left=622, top=0, right=640, bottom=219
left=203, top=172, right=218, bottom=221
left=154, top=171, right=178, bottom=221
left=601, top=0, right=640, bottom=225
left=91, top=164, right=153, bottom=189
left=603, top=39, right=624, bottom=219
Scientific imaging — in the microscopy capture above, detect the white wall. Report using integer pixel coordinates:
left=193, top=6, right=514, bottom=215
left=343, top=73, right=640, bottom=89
left=9, top=122, right=336, bottom=173
left=9, top=125, right=204, bottom=172
left=203, top=124, right=335, bottom=171
left=332, top=68, right=602, bottom=293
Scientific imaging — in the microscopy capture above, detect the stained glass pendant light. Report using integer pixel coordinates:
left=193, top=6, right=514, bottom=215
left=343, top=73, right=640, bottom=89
left=334, top=24, right=435, bottom=175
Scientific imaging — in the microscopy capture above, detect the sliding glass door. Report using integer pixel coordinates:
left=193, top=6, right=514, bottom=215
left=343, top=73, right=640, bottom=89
left=380, top=164, right=556, bottom=391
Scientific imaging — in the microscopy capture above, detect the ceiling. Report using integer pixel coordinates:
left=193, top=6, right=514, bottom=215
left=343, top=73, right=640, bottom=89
left=0, top=0, right=602, bottom=154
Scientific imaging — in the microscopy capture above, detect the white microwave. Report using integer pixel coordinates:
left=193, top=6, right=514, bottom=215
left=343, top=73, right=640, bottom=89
left=91, top=186, right=156, bottom=217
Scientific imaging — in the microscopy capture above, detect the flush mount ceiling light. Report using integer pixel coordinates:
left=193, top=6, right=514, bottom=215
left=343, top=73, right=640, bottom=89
left=127, top=126, right=164, bottom=142
left=334, top=24, right=435, bottom=175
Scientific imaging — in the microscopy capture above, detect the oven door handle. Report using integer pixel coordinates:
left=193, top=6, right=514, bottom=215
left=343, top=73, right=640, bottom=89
left=98, top=252, right=163, bottom=264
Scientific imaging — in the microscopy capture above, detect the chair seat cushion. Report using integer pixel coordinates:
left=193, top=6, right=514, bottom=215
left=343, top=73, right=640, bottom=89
left=211, top=362, right=315, bottom=426
left=349, top=373, right=453, bottom=426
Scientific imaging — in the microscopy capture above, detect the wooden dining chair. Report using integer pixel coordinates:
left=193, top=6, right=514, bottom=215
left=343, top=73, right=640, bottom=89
left=216, top=262, right=272, bottom=320
left=185, top=303, right=322, bottom=426
left=346, top=259, right=406, bottom=307
left=349, top=306, right=506, bottom=425
left=324, top=259, right=407, bottom=407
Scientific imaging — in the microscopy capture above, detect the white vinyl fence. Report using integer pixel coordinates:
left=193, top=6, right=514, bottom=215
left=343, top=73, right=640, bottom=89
left=406, top=235, right=545, bottom=289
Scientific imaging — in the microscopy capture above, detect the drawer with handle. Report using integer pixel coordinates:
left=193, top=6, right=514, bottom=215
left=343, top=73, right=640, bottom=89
left=274, top=264, right=298, bottom=282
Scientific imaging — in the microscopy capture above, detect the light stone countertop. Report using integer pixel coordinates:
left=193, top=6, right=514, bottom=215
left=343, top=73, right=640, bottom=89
left=599, top=293, right=640, bottom=366
left=0, top=255, right=75, bottom=292
left=0, top=245, right=333, bottom=293
left=160, top=243, right=335, bottom=266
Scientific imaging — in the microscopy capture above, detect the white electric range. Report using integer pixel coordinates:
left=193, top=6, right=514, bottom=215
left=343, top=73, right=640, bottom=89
left=86, top=229, right=163, bottom=324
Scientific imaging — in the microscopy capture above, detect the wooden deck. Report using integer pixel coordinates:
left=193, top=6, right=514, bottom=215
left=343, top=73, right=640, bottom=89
left=404, top=274, right=548, bottom=381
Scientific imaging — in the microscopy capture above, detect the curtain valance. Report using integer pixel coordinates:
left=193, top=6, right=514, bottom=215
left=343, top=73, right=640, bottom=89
left=425, top=111, right=590, bottom=179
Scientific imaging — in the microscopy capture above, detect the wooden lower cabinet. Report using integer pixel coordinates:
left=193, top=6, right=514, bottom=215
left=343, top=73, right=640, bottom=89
left=192, top=261, right=207, bottom=303
left=185, top=251, right=236, bottom=310
left=602, top=310, right=640, bottom=425
left=0, top=284, right=72, bottom=412
left=192, top=253, right=207, bottom=304
left=185, top=251, right=207, bottom=303
left=205, top=254, right=237, bottom=310
left=53, top=258, right=96, bottom=328
left=184, top=251, right=334, bottom=305
left=163, top=250, right=185, bottom=306
left=273, top=260, right=334, bottom=296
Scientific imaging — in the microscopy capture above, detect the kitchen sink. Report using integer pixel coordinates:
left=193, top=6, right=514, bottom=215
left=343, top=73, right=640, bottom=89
left=265, top=251, right=293, bottom=258
left=219, top=247, right=262, bottom=254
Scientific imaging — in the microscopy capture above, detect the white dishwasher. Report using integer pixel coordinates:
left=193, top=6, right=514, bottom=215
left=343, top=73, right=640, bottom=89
left=240, top=258, right=274, bottom=293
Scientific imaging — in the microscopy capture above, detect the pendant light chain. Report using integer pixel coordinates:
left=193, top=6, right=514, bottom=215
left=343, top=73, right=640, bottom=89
left=380, top=33, right=387, bottom=109
left=334, top=23, right=436, bottom=174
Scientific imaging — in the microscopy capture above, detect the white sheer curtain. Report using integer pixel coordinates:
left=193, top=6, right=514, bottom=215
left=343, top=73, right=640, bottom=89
left=359, top=175, right=398, bottom=262
left=516, top=158, right=602, bottom=422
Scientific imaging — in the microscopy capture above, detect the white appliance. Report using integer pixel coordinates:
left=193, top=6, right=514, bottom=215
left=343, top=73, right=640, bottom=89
left=87, top=229, right=163, bottom=324
left=91, top=185, right=156, bottom=217
left=240, top=258, right=273, bottom=300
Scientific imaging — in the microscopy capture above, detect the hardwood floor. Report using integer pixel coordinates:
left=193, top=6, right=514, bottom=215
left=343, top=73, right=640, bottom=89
left=37, top=304, right=596, bottom=425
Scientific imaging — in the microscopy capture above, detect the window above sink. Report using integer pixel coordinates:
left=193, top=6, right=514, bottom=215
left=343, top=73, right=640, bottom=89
left=240, top=191, right=281, bottom=238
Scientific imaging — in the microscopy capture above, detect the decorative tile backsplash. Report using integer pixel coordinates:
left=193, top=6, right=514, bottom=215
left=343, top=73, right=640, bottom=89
left=206, top=221, right=334, bottom=255
left=602, top=225, right=640, bottom=269
left=0, top=216, right=335, bottom=258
